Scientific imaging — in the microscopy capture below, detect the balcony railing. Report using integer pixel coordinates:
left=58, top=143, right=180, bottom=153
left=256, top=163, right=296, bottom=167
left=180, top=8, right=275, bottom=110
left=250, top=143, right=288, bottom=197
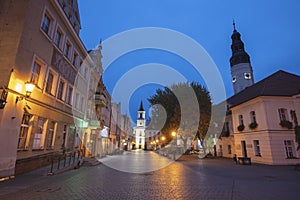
left=94, top=93, right=106, bottom=107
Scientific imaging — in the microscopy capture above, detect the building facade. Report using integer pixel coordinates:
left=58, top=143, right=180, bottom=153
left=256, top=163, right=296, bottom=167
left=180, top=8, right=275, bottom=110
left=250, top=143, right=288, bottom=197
left=133, top=102, right=146, bottom=149
left=0, top=0, right=106, bottom=178
left=217, top=23, right=300, bottom=165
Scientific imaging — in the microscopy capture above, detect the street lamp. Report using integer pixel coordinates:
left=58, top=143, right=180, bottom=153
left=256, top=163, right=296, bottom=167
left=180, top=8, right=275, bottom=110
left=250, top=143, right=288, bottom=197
left=16, top=82, right=35, bottom=104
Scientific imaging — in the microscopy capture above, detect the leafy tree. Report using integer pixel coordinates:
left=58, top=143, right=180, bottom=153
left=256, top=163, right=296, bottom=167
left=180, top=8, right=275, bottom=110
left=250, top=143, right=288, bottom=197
left=148, top=82, right=211, bottom=151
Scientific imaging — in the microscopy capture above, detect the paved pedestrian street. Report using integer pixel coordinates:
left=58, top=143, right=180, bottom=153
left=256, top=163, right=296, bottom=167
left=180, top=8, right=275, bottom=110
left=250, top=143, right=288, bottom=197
left=1, top=150, right=300, bottom=200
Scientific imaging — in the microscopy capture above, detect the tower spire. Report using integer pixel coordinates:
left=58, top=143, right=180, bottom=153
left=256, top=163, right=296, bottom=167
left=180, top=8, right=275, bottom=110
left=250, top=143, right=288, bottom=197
left=233, top=19, right=236, bottom=31
left=229, top=22, right=254, bottom=94
left=138, top=101, right=144, bottom=111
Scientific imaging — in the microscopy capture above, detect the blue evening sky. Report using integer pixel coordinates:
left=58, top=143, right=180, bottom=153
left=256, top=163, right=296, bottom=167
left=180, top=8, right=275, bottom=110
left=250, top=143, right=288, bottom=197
left=78, top=0, right=300, bottom=124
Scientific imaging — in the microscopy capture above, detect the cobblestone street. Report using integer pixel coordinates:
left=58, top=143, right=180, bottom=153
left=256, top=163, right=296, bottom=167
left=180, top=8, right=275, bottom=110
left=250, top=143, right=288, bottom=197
left=1, top=151, right=300, bottom=200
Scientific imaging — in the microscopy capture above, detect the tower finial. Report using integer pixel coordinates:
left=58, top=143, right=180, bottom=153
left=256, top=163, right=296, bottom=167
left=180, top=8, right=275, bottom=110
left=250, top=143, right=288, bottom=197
left=233, top=19, right=236, bottom=31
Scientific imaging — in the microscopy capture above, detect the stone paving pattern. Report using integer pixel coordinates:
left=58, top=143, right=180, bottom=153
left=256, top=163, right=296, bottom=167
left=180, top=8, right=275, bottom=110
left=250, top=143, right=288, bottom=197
left=1, top=151, right=300, bottom=200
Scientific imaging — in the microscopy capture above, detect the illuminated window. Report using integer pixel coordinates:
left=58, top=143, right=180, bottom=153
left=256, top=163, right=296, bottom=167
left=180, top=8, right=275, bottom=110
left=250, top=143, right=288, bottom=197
left=46, top=121, right=56, bottom=149
left=18, top=113, right=33, bottom=150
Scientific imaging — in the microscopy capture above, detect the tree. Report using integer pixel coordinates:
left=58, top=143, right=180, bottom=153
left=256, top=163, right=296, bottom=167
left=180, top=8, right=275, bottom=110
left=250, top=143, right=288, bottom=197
left=148, top=82, right=211, bottom=151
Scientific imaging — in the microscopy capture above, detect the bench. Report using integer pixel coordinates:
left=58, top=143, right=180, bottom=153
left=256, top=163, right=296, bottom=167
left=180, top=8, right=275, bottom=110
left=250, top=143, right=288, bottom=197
left=237, top=157, right=251, bottom=165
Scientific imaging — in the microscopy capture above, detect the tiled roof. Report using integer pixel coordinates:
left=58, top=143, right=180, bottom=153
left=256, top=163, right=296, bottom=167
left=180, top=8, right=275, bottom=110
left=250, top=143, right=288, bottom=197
left=227, top=70, right=300, bottom=107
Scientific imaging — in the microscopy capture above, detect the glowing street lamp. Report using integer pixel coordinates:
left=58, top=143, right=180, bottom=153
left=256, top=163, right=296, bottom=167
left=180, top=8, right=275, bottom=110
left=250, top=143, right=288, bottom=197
left=171, top=131, right=176, bottom=137
left=161, top=136, right=165, bottom=141
left=16, top=81, right=35, bottom=103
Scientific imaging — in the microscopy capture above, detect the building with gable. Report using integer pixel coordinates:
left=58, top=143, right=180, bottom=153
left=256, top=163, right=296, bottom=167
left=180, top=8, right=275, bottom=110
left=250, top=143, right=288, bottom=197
left=217, top=23, right=300, bottom=165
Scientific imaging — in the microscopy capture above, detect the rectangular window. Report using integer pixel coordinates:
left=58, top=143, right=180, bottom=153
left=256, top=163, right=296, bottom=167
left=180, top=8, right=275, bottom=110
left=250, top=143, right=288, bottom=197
left=41, top=14, right=51, bottom=34
left=75, top=93, right=80, bottom=109
left=253, top=140, right=261, bottom=156
left=64, top=42, right=71, bottom=58
left=284, top=140, right=295, bottom=158
left=54, top=29, right=62, bottom=47
left=30, top=61, right=41, bottom=85
left=238, top=115, right=244, bottom=125
left=278, top=108, right=288, bottom=121
left=62, top=124, right=68, bottom=148
left=32, top=117, right=45, bottom=150
left=46, top=71, right=54, bottom=94
left=73, top=52, right=78, bottom=66
left=250, top=111, right=256, bottom=123
left=228, top=145, right=232, bottom=154
left=68, top=127, right=76, bottom=150
left=80, top=96, right=84, bottom=111
left=46, top=121, right=56, bottom=149
left=18, top=113, right=33, bottom=149
left=66, top=86, right=73, bottom=105
left=57, top=79, right=65, bottom=100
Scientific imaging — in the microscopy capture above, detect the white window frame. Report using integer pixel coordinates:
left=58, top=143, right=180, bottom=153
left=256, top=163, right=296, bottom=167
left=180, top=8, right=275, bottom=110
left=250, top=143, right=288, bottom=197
left=18, top=114, right=34, bottom=150
left=72, top=50, right=78, bottom=67
left=284, top=140, right=296, bottom=158
left=45, top=69, right=58, bottom=96
left=66, top=85, right=73, bottom=105
left=54, top=25, right=65, bottom=49
left=40, top=8, right=55, bottom=39
left=64, top=39, right=72, bottom=60
left=250, top=111, right=256, bottom=123
left=57, top=78, right=66, bottom=101
left=31, top=56, right=46, bottom=88
left=278, top=108, right=289, bottom=121
left=32, top=117, right=48, bottom=150
left=238, top=115, right=244, bottom=125
left=46, top=121, right=57, bottom=149
left=253, top=140, right=261, bottom=156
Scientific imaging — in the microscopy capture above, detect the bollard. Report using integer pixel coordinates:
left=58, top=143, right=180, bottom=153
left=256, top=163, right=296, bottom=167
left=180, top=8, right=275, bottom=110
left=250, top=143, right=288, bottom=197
left=50, top=158, right=54, bottom=174
left=57, top=156, right=61, bottom=170
left=63, top=154, right=67, bottom=167
left=69, top=153, right=72, bottom=165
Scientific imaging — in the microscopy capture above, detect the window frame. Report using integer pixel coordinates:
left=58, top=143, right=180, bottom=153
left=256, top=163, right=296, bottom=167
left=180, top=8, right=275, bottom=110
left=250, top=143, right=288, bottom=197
left=57, top=78, right=66, bottom=101
left=250, top=111, right=256, bottom=123
left=54, top=26, right=65, bottom=49
left=253, top=140, right=261, bottom=156
left=66, top=85, right=73, bottom=105
left=238, top=114, right=244, bottom=126
left=64, top=39, right=72, bottom=60
left=278, top=108, right=289, bottom=121
left=18, top=113, right=33, bottom=150
left=40, top=8, right=55, bottom=39
left=284, top=140, right=296, bottom=158
left=45, top=69, right=58, bottom=96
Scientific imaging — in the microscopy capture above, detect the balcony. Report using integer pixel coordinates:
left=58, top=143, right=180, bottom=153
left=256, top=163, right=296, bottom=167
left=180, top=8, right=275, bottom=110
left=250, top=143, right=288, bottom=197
left=94, top=93, right=106, bottom=107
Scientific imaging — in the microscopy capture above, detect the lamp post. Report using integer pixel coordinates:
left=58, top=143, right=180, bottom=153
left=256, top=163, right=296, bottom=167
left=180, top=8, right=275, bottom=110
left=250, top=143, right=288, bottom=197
left=171, top=131, right=177, bottom=160
left=15, top=82, right=35, bottom=103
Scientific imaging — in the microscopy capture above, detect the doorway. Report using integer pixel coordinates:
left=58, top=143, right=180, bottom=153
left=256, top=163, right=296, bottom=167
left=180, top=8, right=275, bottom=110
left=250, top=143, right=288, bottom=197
left=241, top=140, right=247, bottom=157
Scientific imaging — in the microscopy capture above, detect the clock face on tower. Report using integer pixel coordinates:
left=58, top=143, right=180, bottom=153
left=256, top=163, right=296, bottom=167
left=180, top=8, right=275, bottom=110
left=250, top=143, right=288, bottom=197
left=232, top=76, right=237, bottom=83
left=244, top=73, right=251, bottom=79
